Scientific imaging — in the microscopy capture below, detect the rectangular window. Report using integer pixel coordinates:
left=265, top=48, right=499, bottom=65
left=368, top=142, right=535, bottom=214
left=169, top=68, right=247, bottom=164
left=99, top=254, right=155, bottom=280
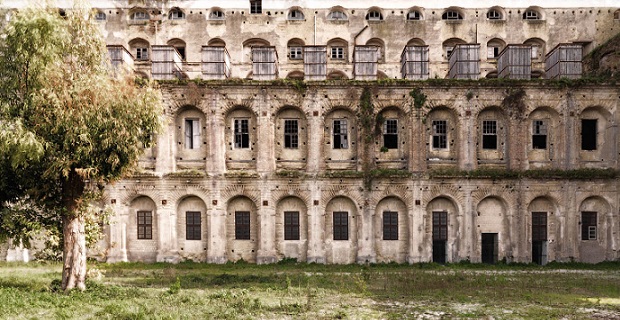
left=136, top=47, right=148, bottom=60
left=333, top=211, right=348, bottom=240
left=234, top=118, right=250, bottom=149
left=532, top=212, right=547, bottom=241
left=487, top=46, right=500, bottom=59
left=532, top=120, right=547, bottom=149
left=289, top=46, right=302, bottom=60
left=581, top=119, right=597, bottom=151
left=250, top=0, right=262, bottom=14
left=186, top=211, right=201, bottom=240
left=432, top=211, right=448, bottom=241
left=284, top=211, right=300, bottom=240
left=184, top=119, right=200, bottom=149
left=382, top=211, right=398, bottom=240
left=581, top=212, right=597, bottom=240
left=333, top=119, right=348, bottom=149
left=482, top=120, right=498, bottom=150
left=235, top=211, right=250, bottom=240
left=383, top=119, right=398, bottom=149
left=331, top=47, right=344, bottom=59
left=284, top=119, right=299, bottom=149
left=137, top=211, right=152, bottom=240
left=432, top=120, right=447, bottom=149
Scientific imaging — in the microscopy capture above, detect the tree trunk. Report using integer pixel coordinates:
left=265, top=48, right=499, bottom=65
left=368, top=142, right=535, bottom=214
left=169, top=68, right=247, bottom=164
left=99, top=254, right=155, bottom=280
left=62, top=214, right=87, bottom=291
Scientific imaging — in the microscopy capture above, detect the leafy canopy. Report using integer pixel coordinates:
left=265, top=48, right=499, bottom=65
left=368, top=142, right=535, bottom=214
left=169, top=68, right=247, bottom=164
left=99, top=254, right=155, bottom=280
left=0, top=5, right=163, bottom=246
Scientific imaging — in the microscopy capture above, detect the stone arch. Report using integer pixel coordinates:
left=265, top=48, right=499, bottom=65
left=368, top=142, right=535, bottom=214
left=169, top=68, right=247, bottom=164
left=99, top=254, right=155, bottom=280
left=322, top=107, right=358, bottom=170
left=324, top=196, right=359, bottom=264
left=224, top=106, right=258, bottom=170
left=476, top=196, right=511, bottom=263
left=527, top=196, right=559, bottom=264
left=578, top=106, right=614, bottom=165
left=486, top=38, right=506, bottom=59
left=275, top=196, right=308, bottom=261
left=527, top=106, right=561, bottom=167
left=523, top=38, right=546, bottom=61
left=207, top=38, right=226, bottom=47
left=327, top=38, right=349, bottom=62
left=365, top=6, right=384, bottom=21
left=426, top=195, right=460, bottom=263
left=208, top=7, right=225, bottom=20
left=442, top=7, right=464, bottom=20
left=407, top=38, right=426, bottom=46
left=374, top=196, right=409, bottom=263
left=366, top=38, right=386, bottom=62
left=426, top=105, right=459, bottom=164
left=287, top=38, right=305, bottom=61
left=222, top=185, right=261, bottom=209
left=176, top=195, right=208, bottom=261
left=242, top=38, right=270, bottom=63
left=523, top=6, right=544, bottom=20
left=167, top=38, right=186, bottom=60
left=127, top=195, right=158, bottom=262
left=226, top=195, right=259, bottom=262
left=486, top=6, right=505, bottom=20
left=406, top=7, right=424, bottom=20
left=275, top=106, right=308, bottom=169
left=128, top=38, right=150, bottom=61
left=370, top=185, right=412, bottom=208
left=175, top=105, right=207, bottom=167
left=327, top=70, right=348, bottom=79
left=327, top=6, right=348, bottom=20
left=442, top=38, right=466, bottom=59
left=577, top=196, right=611, bottom=263
left=287, top=7, right=305, bottom=20
left=286, top=70, right=304, bottom=79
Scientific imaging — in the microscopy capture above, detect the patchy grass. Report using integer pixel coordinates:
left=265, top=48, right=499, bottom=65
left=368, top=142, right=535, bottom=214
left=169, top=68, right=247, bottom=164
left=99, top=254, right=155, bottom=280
left=0, top=261, right=619, bottom=319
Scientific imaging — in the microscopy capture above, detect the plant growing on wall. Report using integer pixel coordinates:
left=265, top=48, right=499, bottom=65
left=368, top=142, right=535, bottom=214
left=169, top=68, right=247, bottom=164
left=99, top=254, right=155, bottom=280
left=0, top=6, right=163, bottom=291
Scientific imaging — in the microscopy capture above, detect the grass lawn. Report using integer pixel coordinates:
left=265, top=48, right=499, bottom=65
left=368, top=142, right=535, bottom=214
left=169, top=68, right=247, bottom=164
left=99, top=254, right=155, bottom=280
left=0, top=260, right=619, bottom=319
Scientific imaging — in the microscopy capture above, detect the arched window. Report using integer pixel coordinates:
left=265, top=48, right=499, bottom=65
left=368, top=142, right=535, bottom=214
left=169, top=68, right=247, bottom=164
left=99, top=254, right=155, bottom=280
left=523, top=9, right=541, bottom=20
left=328, top=10, right=347, bottom=20
left=327, top=38, right=348, bottom=61
left=407, top=10, right=422, bottom=20
left=287, top=38, right=305, bottom=60
left=442, top=38, right=466, bottom=59
left=442, top=9, right=462, bottom=20
left=288, top=9, right=304, bottom=20
left=94, top=10, right=106, bottom=21
left=169, top=7, right=185, bottom=20
left=524, top=38, right=546, bottom=60
left=366, top=9, right=383, bottom=21
left=615, top=9, right=620, bottom=20
left=487, top=38, right=506, bottom=59
left=210, top=9, right=225, bottom=20
left=130, top=10, right=149, bottom=21
left=486, top=7, right=503, bottom=20
left=366, top=38, right=385, bottom=62
left=208, top=38, right=226, bottom=47
left=167, top=38, right=186, bottom=61
left=129, top=38, right=150, bottom=60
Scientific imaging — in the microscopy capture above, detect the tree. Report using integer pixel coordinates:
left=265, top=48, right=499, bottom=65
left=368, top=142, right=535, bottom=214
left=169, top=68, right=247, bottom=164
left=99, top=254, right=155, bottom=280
left=0, top=5, right=162, bottom=291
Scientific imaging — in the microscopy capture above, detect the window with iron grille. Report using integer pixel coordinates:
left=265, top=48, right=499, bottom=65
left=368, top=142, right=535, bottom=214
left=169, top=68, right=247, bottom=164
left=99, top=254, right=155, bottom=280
left=432, top=211, right=448, bottom=241
left=186, top=211, right=201, bottom=240
left=284, top=211, right=300, bottom=240
left=333, top=119, right=348, bottom=149
left=333, top=211, right=348, bottom=240
left=482, top=120, right=498, bottom=149
left=581, top=212, right=597, bottom=240
left=137, top=211, right=152, bottom=240
left=383, top=119, right=398, bottom=149
left=366, top=11, right=383, bottom=21
left=331, top=47, right=344, bottom=59
left=532, top=212, right=547, bottom=241
left=383, top=211, right=398, bottom=240
left=184, top=119, right=200, bottom=149
left=581, top=119, right=597, bottom=151
left=532, top=120, right=547, bottom=149
left=235, top=211, right=250, bottom=240
left=284, top=119, right=299, bottom=149
left=234, top=118, right=250, bottom=149
left=136, top=47, right=148, bottom=60
left=289, top=46, right=302, bottom=60
left=250, top=0, right=262, bottom=14
left=432, top=120, right=447, bottom=149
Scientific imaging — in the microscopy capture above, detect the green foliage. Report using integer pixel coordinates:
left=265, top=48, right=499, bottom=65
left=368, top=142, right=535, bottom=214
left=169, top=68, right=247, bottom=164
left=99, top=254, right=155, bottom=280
left=409, top=88, right=427, bottom=109
left=428, top=167, right=618, bottom=180
left=167, top=277, right=181, bottom=294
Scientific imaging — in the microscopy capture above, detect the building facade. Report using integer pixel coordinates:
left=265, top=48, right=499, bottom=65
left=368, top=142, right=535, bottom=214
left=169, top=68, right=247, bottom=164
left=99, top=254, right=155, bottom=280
left=2, top=1, right=620, bottom=264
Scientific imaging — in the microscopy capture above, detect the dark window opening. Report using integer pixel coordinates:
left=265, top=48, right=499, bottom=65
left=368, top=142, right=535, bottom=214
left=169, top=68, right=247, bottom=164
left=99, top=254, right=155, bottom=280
left=442, top=10, right=462, bottom=20
left=407, top=10, right=421, bottom=20
left=532, top=120, right=547, bottom=149
left=235, top=211, right=250, bottom=240
left=432, top=120, right=447, bottom=149
left=284, top=119, right=299, bottom=149
left=383, top=119, right=398, bottom=149
left=186, top=211, right=201, bottom=240
left=432, top=211, right=448, bottom=264
left=250, top=0, right=262, bottom=14
left=137, top=211, right=153, bottom=240
left=581, top=211, right=597, bottom=240
left=487, top=9, right=502, bottom=20
left=234, top=118, right=250, bottom=149
left=366, top=11, right=383, bottom=21
left=176, top=47, right=186, bottom=61
left=284, top=211, right=300, bottom=240
left=333, top=119, right=348, bottom=149
left=481, top=233, right=498, bottom=264
left=333, top=211, right=348, bottom=240
left=382, top=211, right=398, bottom=240
left=532, top=212, right=547, bottom=241
left=184, top=118, right=200, bottom=149
left=482, top=120, right=498, bottom=149
left=581, top=119, right=597, bottom=150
